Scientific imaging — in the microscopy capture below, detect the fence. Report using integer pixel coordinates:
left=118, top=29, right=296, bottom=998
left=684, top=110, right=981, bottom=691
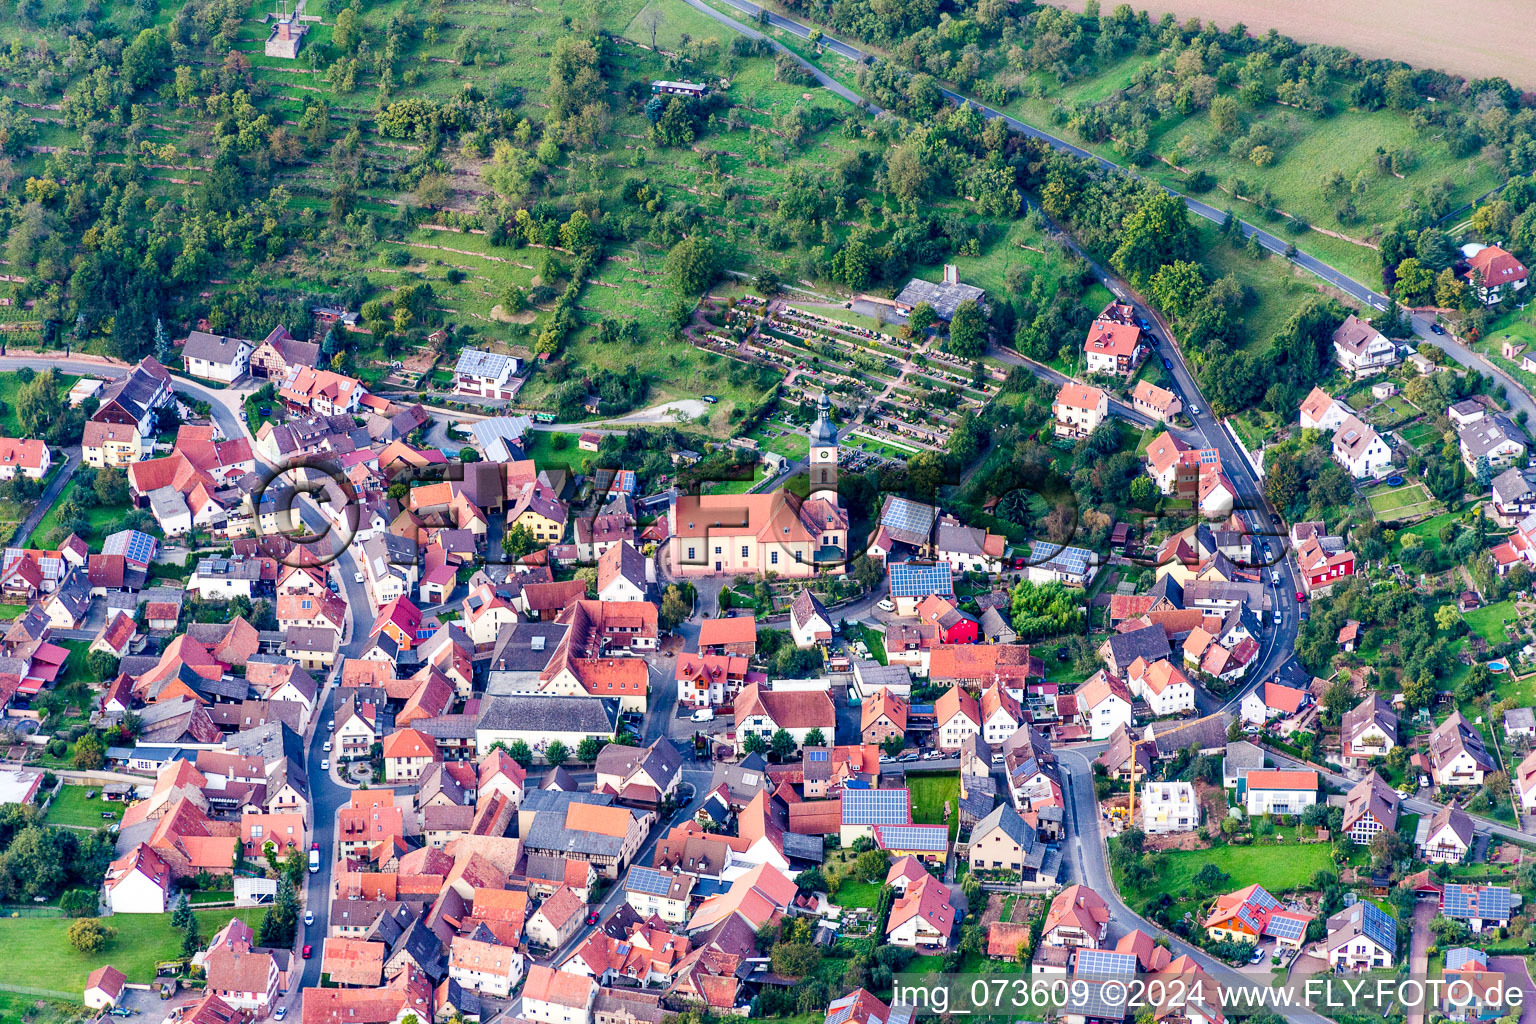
left=0, top=904, right=64, bottom=917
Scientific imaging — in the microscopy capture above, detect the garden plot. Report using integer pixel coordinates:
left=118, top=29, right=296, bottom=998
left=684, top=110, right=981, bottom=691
left=1365, top=478, right=1440, bottom=521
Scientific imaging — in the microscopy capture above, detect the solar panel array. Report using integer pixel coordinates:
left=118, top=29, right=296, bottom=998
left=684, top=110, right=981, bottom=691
left=1443, top=884, right=1512, bottom=920
left=1030, top=540, right=1093, bottom=575
left=625, top=866, right=675, bottom=896
left=1073, top=948, right=1138, bottom=980
left=888, top=562, right=955, bottom=599
left=1236, top=886, right=1279, bottom=934
left=1445, top=948, right=1487, bottom=971
left=873, top=824, right=948, bottom=852
left=1264, top=910, right=1310, bottom=942
left=103, top=529, right=156, bottom=565
left=1353, top=902, right=1396, bottom=953
left=882, top=497, right=937, bottom=536
left=842, top=788, right=910, bottom=825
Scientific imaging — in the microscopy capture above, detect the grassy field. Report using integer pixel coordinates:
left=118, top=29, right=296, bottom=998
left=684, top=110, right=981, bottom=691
left=26, top=477, right=128, bottom=549
left=1398, top=420, right=1447, bottom=451
left=0, top=992, right=94, bottom=1024
left=906, top=771, right=961, bottom=841
left=1463, top=600, right=1520, bottom=644
left=0, top=908, right=265, bottom=994
left=1116, top=834, right=1337, bottom=908
left=1364, top=479, right=1439, bottom=520
left=623, top=0, right=741, bottom=50
left=42, top=785, right=123, bottom=829
left=520, top=431, right=587, bottom=474
left=832, top=877, right=882, bottom=909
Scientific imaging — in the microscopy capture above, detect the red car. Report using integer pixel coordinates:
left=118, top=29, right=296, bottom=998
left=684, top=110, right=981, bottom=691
left=302, top=945, right=313, bottom=959
left=587, top=910, right=601, bottom=925
left=1296, top=591, right=1306, bottom=603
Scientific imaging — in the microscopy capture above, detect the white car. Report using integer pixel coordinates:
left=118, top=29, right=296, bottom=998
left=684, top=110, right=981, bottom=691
left=354, top=572, right=364, bottom=584
left=304, top=911, right=314, bottom=926
left=323, top=740, right=331, bottom=752
left=876, top=598, right=895, bottom=612
left=274, top=1009, right=287, bottom=1021
left=1188, top=404, right=1200, bottom=416
left=1271, top=570, right=1281, bottom=585
left=320, top=759, right=330, bottom=772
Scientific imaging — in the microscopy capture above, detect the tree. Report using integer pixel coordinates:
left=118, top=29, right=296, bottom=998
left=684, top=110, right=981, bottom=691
left=577, top=737, right=603, bottom=762
left=639, top=6, right=664, bottom=48
left=795, top=867, right=828, bottom=892
left=1435, top=603, right=1463, bottom=632
left=181, top=910, right=203, bottom=958
left=73, top=732, right=105, bottom=771
left=947, top=300, right=986, bottom=359
left=545, top=741, right=570, bottom=767
left=546, top=37, right=604, bottom=119
left=67, top=918, right=115, bottom=954
left=171, top=892, right=192, bottom=931
left=120, top=28, right=169, bottom=91
left=1192, top=862, right=1230, bottom=893
left=1111, top=189, right=1196, bottom=289
left=60, top=888, right=99, bottom=917
left=1394, top=257, right=1435, bottom=305
left=16, top=369, right=63, bottom=436
left=86, top=650, right=120, bottom=683
left=905, top=301, right=937, bottom=337
left=665, top=235, right=720, bottom=296
left=259, top=878, right=298, bottom=948
left=881, top=735, right=904, bottom=756
left=853, top=848, right=891, bottom=882
left=659, top=585, right=692, bottom=630
left=771, top=940, right=822, bottom=978
left=770, top=728, right=796, bottom=761
left=506, top=740, right=534, bottom=767
left=804, top=728, right=826, bottom=747
left=94, top=465, right=129, bottom=506
left=332, top=7, right=358, bottom=52
left=743, top=732, right=769, bottom=756
left=501, top=523, right=537, bottom=561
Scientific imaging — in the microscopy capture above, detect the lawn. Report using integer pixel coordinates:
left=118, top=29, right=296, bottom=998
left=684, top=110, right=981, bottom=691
left=25, top=476, right=128, bottom=549
left=832, top=878, right=882, bottom=909
left=905, top=771, right=960, bottom=841
left=1463, top=600, right=1520, bottom=644
left=847, top=624, right=887, bottom=666
left=1116, top=833, right=1337, bottom=908
left=0, top=992, right=93, bottom=1024
left=0, top=908, right=265, bottom=994
left=623, top=0, right=741, bottom=50
left=42, top=784, right=123, bottom=829
left=520, top=431, right=586, bottom=473
left=1364, top=479, right=1439, bottom=520
left=1398, top=420, right=1446, bottom=451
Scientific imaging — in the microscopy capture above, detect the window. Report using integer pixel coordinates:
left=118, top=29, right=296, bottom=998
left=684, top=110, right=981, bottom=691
left=770, top=552, right=778, bottom=565
left=687, top=547, right=696, bottom=560
left=741, top=545, right=749, bottom=558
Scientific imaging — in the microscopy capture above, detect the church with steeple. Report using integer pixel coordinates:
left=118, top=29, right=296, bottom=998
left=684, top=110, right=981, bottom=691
left=666, top=390, right=850, bottom=577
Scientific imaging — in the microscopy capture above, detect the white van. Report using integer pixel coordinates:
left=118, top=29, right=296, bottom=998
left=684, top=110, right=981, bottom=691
left=691, top=708, right=715, bottom=723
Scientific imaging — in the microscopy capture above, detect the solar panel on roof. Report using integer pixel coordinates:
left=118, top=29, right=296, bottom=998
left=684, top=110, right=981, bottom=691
left=1073, top=949, right=1137, bottom=980
left=873, top=824, right=948, bottom=851
left=1264, top=911, right=1308, bottom=942
left=1030, top=540, right=1092, bottom=575
left=1353, top=903, right=1396, bottom=952
left=625, top=866, right=675, bottom=896
left=841, top=788, right=910, bottom=825
left=888, top=562, right=954, bottom=599
left=881, top=497, right=937, bottom=536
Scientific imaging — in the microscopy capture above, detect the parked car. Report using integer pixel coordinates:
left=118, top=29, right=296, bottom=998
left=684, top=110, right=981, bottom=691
left=923, top=751, right=943, bottom=760
left=899, top=752, right=920, bottom=762
left=1249, top=947, right=1266, bottom=965
left=323, top=740, right=331, bottom=752
left=1430, top=323, right=1447, bottom=335
left=587, top=910, right=601, bottom=925
left=354, top=572, right=365, bottom=584
left=320, top=759, right=330, bottom=771
left=302, top=945, right=313, bottom=959
left=274, top=1008, right=287, bottom=1021
left=876, top=598, right=895, bottom=612
left=304, top=911, right=314, bottom=926
left=1162, top=357, right=1173, bottom=369
left=1271, top=570, right=1280, bottom=585
left=1296, top=591, right=1306, bottom=603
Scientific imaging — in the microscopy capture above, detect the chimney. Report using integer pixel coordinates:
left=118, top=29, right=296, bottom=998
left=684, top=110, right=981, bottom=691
left=943, top=264, right=958, bottom=285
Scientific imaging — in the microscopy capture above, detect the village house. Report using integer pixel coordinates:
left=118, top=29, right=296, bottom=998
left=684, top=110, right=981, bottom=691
left=1331, top=415, right=1392, bottom=479
left=1463, top=243, right=1529, bottom=305
left=1299, top=387, right=1348, bottom=432
left=181, top=331, right=253, bottom=383
left=1332, top=315, right=1398, bottom=376
left=1130, top=380, right=1182, bottom=424
left=1052, top=383, right=1108, bottom=439
left=1426, top=711, right=1496, bottom=787
left=1243, top=769, right=1318, bottom=816
left=1082, top=306, right=1145, bottom=377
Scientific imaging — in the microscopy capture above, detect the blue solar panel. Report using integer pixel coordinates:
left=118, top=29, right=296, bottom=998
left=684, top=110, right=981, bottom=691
left=1029, top=540, right=1093, bottom=575
left=625, top=866, right=675, bottom=896
left=1074, top=949, right=1137, bottom=980
left=873, top=824, right=948, bottom=851
left=842, top=788, right=910, bottom=825
left=104, top=529, right=157, bottom=565
left=881, top=497, right=937, bottom=538
left=1443, top=884, right=1512, bottom=921
left=1446, top=948, right=1487, bottom=971
left=1353, top=902, right=1396, bottom=953
left=1265, top=910, right=1310, bottom=942
left=888, top=562, right=954, bottom=599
